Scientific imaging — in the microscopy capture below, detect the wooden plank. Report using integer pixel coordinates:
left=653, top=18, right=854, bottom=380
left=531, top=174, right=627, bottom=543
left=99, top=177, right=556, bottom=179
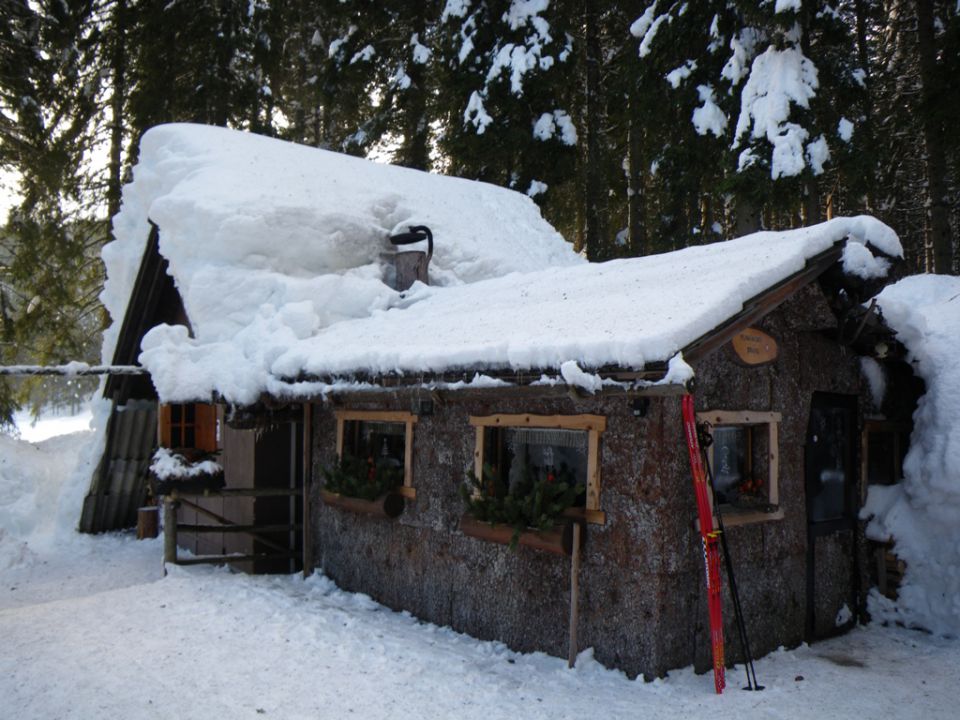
left=335, top=415, right=344, bottom=458
left=320, top=489, right=405, bottom=519
left=334, top=409, right=418, bottom=424
left=697, top=410, right=781, bottom=426
left=173, top=552, right=297, bottom=566
left=769, top=419, right=780, bottom=507
left=175, top=523, right=301, bottom=534
left=329, top=381, right=684, bottom=405
left=562, top=506, right=606, bottom=525
left=473, top=426, right=484, bottom=482
left=404, top=419, right=415, bottom=489
left=586, top=429, right=601, bottom=513
left=175, top=487, right=300, bottom=498
left=468, top=413, right=607, bottom=432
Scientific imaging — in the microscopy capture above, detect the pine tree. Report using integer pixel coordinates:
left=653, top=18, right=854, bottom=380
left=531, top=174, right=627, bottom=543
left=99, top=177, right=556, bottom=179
left=434, top=1, right=579, bottom=237
left=631, top=1, right=869, bottom=240
left=0, top=0, right=106, bottom=423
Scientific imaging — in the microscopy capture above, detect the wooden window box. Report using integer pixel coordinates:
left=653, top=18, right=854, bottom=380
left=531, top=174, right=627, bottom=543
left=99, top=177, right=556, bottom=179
left=459, top=514, right=585, bottom=557
left=320, top=489, right=405, bottom=519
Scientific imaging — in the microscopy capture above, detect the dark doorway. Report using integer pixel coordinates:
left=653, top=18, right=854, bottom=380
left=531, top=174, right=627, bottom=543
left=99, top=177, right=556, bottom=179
left=805, top=392, right=859, bottom=640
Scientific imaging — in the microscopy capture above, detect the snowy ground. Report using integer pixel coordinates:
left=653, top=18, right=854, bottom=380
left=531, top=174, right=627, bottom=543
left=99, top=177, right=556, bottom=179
left=1, top=423, right=958, bottom=719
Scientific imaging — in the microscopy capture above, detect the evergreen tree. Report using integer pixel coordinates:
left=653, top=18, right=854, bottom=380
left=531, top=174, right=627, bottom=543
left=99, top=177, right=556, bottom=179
left=434, top=0, right=579, bottom=238
left=0, top=0, right=105, bottom=424
left=631, top=1, right=870, bottom=240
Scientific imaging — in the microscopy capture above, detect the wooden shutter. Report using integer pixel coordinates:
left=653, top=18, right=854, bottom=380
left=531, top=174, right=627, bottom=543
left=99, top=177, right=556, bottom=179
left=194, top=403, right=218, bottom=452
left=158, top=404, right=172, bottom=447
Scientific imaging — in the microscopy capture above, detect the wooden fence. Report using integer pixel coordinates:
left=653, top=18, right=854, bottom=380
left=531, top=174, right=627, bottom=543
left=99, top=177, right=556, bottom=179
left=162, top=487, right=301, bottom=567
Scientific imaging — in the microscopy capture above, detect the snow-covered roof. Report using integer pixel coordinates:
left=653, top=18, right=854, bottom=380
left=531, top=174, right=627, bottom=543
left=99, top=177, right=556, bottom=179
left=102, top=123, right=582, bottom=363
left=103, top=125, right=902, bottom=405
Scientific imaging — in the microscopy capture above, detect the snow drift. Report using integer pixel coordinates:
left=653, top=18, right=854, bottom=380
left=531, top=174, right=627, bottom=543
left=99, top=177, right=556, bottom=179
left=862, top=274, right=960, bottom=636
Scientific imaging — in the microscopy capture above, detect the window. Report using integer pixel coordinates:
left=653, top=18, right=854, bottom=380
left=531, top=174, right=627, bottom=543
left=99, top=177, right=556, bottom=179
left=334, top=410, right=418, bottom=499
left=698, top=410, right=782, bottom=525
left=159, top=403, right=217, bottom=452
left=469, top=414, right=606, bottom=524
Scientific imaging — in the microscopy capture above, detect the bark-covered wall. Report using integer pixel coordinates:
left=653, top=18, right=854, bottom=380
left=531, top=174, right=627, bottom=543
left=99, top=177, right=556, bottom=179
left=310, top=282, right=872, bottom=679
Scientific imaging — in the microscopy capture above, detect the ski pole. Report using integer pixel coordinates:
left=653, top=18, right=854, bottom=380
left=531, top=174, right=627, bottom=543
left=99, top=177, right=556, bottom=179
left=697, top=422, right=763, bottom=691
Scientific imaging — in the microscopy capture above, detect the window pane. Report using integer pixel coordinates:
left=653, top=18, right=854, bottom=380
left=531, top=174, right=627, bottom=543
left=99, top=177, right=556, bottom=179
left=713, top=426, right=746, bottom=504
left=343, top=420, right=405, bottom=473
left=486, top=427, right=587, bottom=505
left=808, top=405, right=851, bottom=522
left=170, top=404, right=182, bottom=423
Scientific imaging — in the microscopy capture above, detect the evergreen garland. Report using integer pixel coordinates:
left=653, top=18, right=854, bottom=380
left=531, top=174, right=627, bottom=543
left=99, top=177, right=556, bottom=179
left=461, top=463, right=583, bottom=549
left=323, top=453, right=402, bottom=502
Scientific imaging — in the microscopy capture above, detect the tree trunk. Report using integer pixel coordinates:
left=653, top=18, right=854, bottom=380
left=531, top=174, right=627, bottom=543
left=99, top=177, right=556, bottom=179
left=397, top=8, right=430, bottom=171
left=916, top=0, right=954, bottom=273
left=626, top=84, right=646, bottom=256
left=107, top=0, right=127, bottom=220
left=581, top=0, right=608, bottom=261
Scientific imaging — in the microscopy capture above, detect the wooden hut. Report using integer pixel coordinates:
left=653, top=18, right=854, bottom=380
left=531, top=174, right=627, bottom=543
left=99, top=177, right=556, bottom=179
left=91, top=124, right=919, bottom=680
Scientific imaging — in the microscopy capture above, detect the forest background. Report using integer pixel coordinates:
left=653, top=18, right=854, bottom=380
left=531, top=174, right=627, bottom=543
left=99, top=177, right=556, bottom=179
left=0, top=0, right=957, bottom=423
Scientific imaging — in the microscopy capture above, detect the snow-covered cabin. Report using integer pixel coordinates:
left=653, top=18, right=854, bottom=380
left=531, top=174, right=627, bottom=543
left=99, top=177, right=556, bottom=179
left=87, top=124, right=918, bottom=679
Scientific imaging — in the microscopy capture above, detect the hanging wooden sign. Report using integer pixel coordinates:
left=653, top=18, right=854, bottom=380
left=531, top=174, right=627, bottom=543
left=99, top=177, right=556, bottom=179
left=732, top=328, right=778, bottom=366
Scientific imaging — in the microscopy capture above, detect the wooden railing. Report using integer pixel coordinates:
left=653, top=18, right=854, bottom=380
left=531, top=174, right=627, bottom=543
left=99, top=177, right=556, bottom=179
left=162, top=487, right=301, bottom=568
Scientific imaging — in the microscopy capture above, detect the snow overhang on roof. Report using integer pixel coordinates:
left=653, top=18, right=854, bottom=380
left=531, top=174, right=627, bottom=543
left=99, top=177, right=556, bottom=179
left=101, top=125, right=903, bottom=405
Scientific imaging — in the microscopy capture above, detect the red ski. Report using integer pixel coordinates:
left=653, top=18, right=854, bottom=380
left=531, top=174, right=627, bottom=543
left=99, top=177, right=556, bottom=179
left=682, top=393, right=726, bottom=694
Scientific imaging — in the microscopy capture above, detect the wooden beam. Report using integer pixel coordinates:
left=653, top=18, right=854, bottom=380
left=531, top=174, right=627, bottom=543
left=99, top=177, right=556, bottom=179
left=174, top=523, right=301, bottom=534
left=334, top=409, right=418, bottom=424
left=468, top=413, right=607, bottom=432
left=173, top=552, right=297, bottom=566
left=173, top=487, right=300, bottom=498
left=0, top=364, right=147, bottom=376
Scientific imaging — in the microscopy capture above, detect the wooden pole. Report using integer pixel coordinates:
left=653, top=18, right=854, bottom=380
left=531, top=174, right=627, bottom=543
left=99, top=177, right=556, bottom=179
left=568, top=522, right=582, bottom=668
left=0, top=364, right=146, bottom=376
left=302, top=402, right=314, bottom=578
left=163, top=497, right=178, bottom=567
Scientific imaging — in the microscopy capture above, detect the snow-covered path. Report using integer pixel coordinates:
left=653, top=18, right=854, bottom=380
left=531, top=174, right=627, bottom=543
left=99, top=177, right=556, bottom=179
left=1, top=536, right=956, bottom=720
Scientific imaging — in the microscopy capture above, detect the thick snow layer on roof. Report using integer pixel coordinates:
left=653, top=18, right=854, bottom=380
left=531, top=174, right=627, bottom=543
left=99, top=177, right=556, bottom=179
left=134, top=213, right=899, bottom=404
left=862, top=274, right=960, bottom=636
left=102, top=124, right=582, bottom=364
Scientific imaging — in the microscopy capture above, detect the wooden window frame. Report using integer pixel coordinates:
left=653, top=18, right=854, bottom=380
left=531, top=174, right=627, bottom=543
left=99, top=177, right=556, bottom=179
left=468, top=413, right=606, bottom=525
left=698, top=409, right=783, bottom=527
left=334, top=410, right=418, bottom=499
